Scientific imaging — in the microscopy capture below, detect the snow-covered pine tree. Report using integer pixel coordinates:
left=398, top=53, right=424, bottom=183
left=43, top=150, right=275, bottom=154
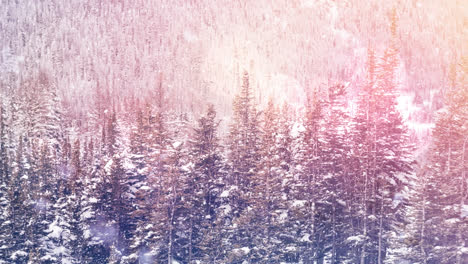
left=243, top=98, right=285, bottom=262
left=274, top=102, right=302, bottom=263
left=300, top=87, right=325, bottom=263
left=80, top=137, right=110, bottom=264
left=108, top=111, right=134, bottom=261
left=0, top=100, right=12, bottom=263
left=90, top=110, right=133, bottom=263
left=186, top=104, right=225, bottom=263
left=400, top=160, right=431, bottom=264
left=225, top=70, right=262, bottom=263
left=374, top=42, right=413, bottom=264
left=152, top=140, right=187, bottom=264
left=351, top=42, right=413, bottom=263
left=34, top=141, right=63, bottom=264
left=8, top=136, right=34, bottom=263
left=68, top=138, right=86, bottom=263
left=125, top=108, right=154, bottom=263
left=316, top=83, right=354, bottom=263
left=423, top=58, right=468, bottom=264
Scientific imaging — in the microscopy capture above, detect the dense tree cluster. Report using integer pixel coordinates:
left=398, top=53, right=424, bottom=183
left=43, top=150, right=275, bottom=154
left=0, top=4, right=467, bottom=262
left=402, top=58, right=468, bottom=264
left=9, top=47, right=468, bottom=264
left=0, top=0, right=464, bottom=124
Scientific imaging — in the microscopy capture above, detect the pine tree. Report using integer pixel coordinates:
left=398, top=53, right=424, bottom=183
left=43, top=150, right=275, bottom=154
left=301, top=88, right=325, bottom=263
left=186, top=104, right=225, bottom=263
left=423, top=58, right=468, bottom=264
left=9, top=136, right=33, bottom=263
left=225, top=70, right=262, bottom=262
left=152, top=141, right=187, bottom=264
left=241, top=99, right=285, bottom=262
left=351, top=43, right=413, bottom=264
left=273, top=103, right=302, bottom=263
left=89, top=111, right=133, bottom=263
left=399, top=161, right=430, bottom=264
left=125, top=108, right=153, bottom=263
left=81, top=136, right=110, bottom=263
left=314, top=84, right=354, bottom=263
left=0, top=101, right=12, bottom=263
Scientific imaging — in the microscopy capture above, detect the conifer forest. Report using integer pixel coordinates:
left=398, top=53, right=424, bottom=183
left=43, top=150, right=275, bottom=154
left=0, top=0, right=467, bottom=263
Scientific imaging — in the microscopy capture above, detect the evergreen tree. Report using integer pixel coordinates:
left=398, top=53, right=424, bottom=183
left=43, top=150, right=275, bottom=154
left=423, top=58, right=468, bottom=264
left=315, top=84, right=353, bottom=263
left=244, top=99, right=285, bottom=262
left=225, top=71, right=262, bottom=262
left=9, top=136, right=33, bottom=262
left=351, top=44, right=413, bottom=264
left=80, top=137, right=109, bottom=263
left=0, top=101, right=12, bottom=263
left=302, top=88, right=326, bottom=263
left=186, top=104, right=225, bottom=263
left=125, top=108, right=153, bottom=263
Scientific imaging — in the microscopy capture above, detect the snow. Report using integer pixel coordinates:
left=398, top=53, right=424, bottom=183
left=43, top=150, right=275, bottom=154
left=291, top=122, right=306, bottom=138
left=220, top=186, right=238, bottom=198
left=104, top=159, right=114, bottom=174
left=123, top=158, right=136, bottom=170
left=292, top=200, right=306, bottom=207
left=336, top=199, right=346, bottom=207
left=346, top=235, right=364, bottom=243
left=222, top=204, right=231, bottom=215
left=461, top=204, right=468, bottom=218
left=445, top=218, right=459, bottom=224
left=141, top=185, right=151, bottom=191
left=46, top=219, right=64, bottom=239
left=10, top=250, right=28, bottom=260
left=278, top=210, right=288, bottom=222
left=181, top=162, right=193, bottom=172
left=393, top=192, right=406, bottom=208
left=285, top=246, right=297, bottom=252
left=172, top=141, right=183, bottom=149
left=0, top=1, right=460, bottom=262
left=34, top=198, right=49, bottom=211
left=83, top=229, right=91, bottom=239
left=53, top=246, right=68, bottom=255
left=81, top=210, right=94, bottom=221
left=233, top=247, right=250, bottom=256
left=300, top=234, right=311, bottom=242
left=220, top=189, right=230, bottom=198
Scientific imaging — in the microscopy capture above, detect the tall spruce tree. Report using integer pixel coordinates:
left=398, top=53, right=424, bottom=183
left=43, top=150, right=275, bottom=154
left=0, top=100, right=12, bottom=263
left=225, top=70, right=262, bottom=262
left=351, top=43, right=413, bottom=263
left=186, top=104, right=225, bottom=263
left=423, top=58, right=468, bottom=264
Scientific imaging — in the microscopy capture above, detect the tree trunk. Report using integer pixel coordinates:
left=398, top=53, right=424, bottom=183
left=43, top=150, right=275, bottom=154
left=331, top=199, right=337, bottom=264
left=361, top=170, right=369, bottom=264
left=377, top=188, right=384, bottom=264
left=189, top=218, right=193, bottom=264
left=456, top=137, right=467, bottom=264
left=420, top=188, right=427, bottom=264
